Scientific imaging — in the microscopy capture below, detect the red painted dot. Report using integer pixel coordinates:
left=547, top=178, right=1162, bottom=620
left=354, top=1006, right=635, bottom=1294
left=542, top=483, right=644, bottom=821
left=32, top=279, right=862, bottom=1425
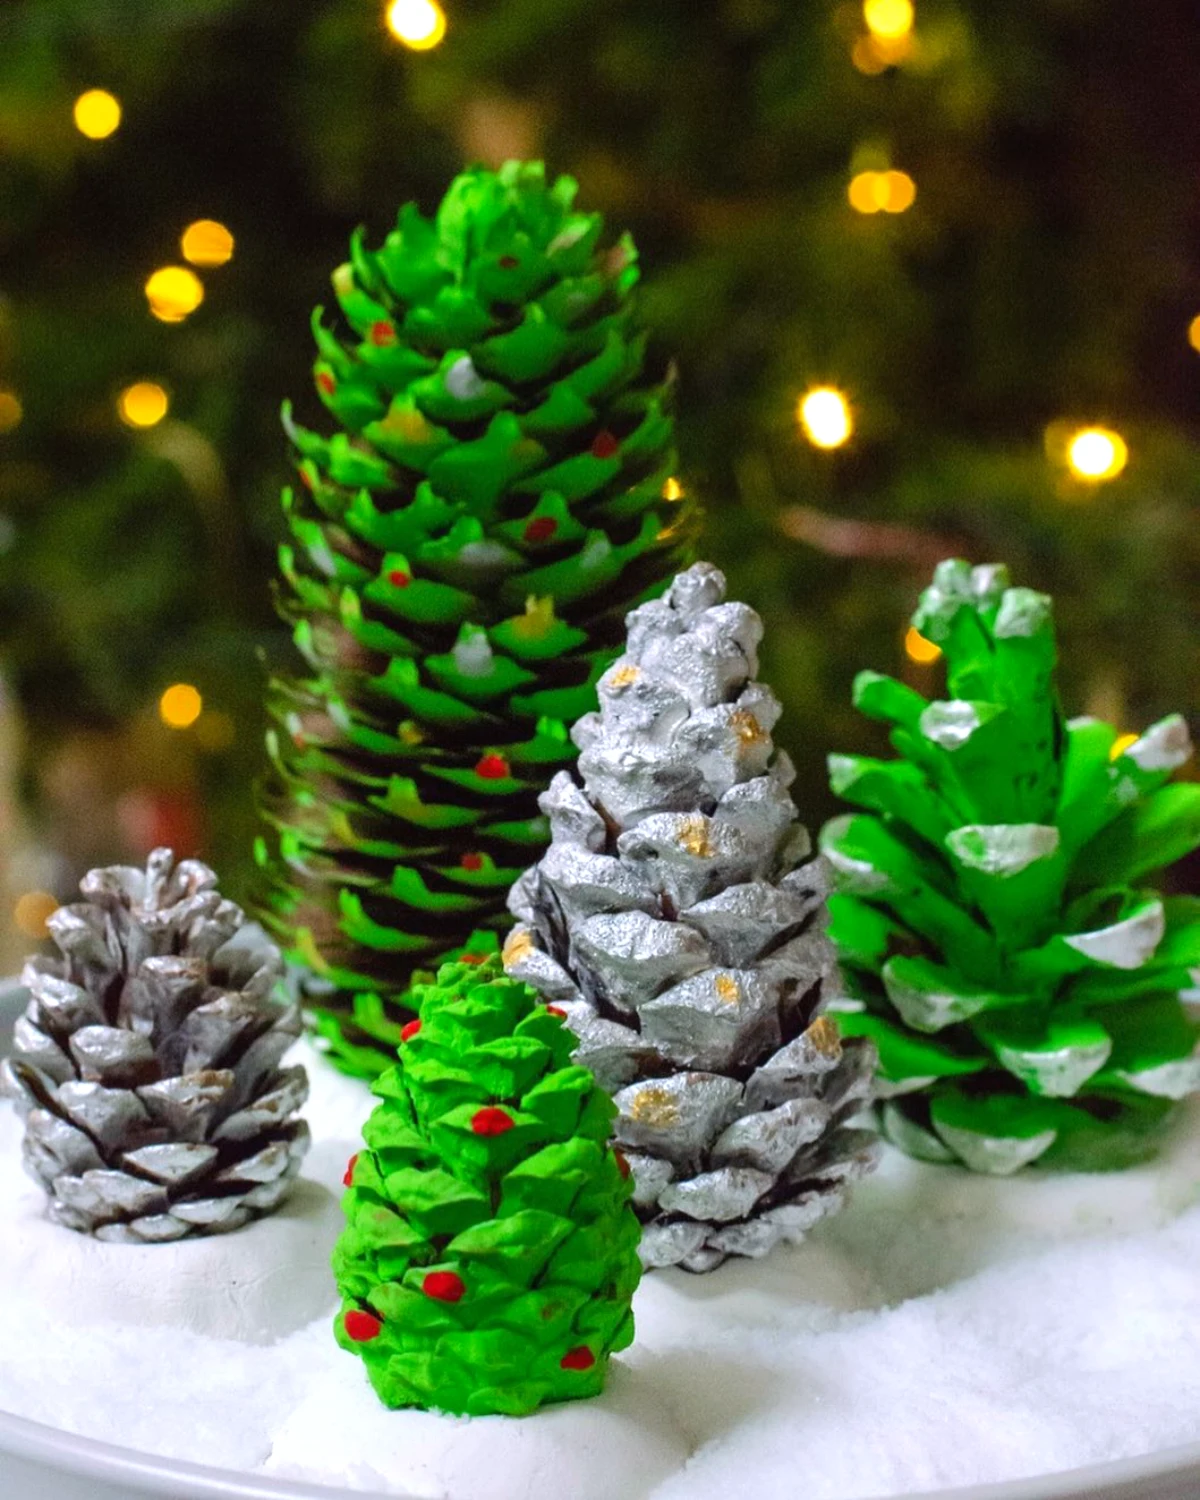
left=461, top=853, right=484, bottom=872
left=422, top=1270, right=466, bottom=1303
left=401, top=1019, right=422, bottom=1042
left=613, top=1149, right=631, bottom=1180
left=343, top=1152, right=359, bottom=1188
left=475, top=754, right=510, bottom=780
left=370, top=320, right=397, bottom=347
left=299, top=469, right=314, bottom=490
left=316, top=371, right=336, bottom=397
left=471, top=1106, right=514, bottom=1137
left=387, top=568, right=412, bottom=588
left=459, top=952, right=488, bottom=965
left=344, top=1310, right=382, bottom=1343
left=498, top=255, right=520, bottom=270
left=561, top=1345, right=595, bottom=1371
left=545, top=1005, right=567, bottom=1019
left=523, top=516, right=558, bottom=544
left=292, top=732, right=306, bottom=750
left=590, top=430, right=619, bottom=460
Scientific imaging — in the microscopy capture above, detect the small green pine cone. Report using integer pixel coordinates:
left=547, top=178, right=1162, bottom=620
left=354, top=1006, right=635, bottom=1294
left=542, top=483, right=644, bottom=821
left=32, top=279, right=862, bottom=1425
left=254, top=160, right=695, bottom=1078
left=822, top=559, right=1200, bottom=1174
left=332, top=957, right=641, bottom=1416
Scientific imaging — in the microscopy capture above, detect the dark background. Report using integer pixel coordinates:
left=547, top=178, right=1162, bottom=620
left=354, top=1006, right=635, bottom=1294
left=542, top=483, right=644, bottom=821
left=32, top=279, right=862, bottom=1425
left=1, top=0, right=1198, bottom=963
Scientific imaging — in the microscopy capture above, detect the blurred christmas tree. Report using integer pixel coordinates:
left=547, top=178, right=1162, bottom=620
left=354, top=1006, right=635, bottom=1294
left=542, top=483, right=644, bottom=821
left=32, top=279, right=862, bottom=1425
left=0, top=0, right=1197, bottom=936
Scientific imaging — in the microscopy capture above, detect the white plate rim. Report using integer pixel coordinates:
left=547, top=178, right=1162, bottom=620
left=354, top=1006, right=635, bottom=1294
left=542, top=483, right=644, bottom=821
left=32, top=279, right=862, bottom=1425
left=2, top=1406, right=1200, bottom=1500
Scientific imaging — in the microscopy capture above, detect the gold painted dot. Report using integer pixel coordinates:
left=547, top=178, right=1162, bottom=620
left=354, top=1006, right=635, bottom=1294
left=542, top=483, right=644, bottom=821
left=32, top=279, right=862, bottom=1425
left=381, top=406, right=431, bottom=441
left=512, top=595, right=557, bottom=639
left=629, top=1086, right=680, bottom=1128
left=678, top=815, right=715, bottom=858
left=609, top=664, right=640, bottom=688
left=714, top=974, right=741, bottom=1005
left=729, top=710, right=765, bottom=746
left=806, top=1015, right=843, bottom=1058
left=502, top=928, right=534, bottom=968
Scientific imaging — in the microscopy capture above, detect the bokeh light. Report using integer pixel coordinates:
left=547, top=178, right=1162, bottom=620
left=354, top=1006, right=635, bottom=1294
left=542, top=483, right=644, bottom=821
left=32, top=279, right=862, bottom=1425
left=118, top=381, right=169, bottom=428
left=386, top=0, right=447, bottom=50
left=798, top=388, right=853, bottom=449
left=662, top=476, right=684, bottom=501
left=1066, top=426, right=1128, bottom=482
left=13, top=890, right=58, bottom=940
left=863, top=0, right=914, bottom=40
left=0, top=390, right=23, bottom=434
left=145, top=266, right=204, bottom=324
left=73, top=89, right=122, bottom=140
left=884, top=170, right=916, bottom=211
left=181, top=219, right=235, bottom=268
left=904, top=626, right=942, bottom=664
left=849, top=170, right=916, bottom=213
left=1188, top=315, right=1200, bottom=353
left=159, top=682, right=203, bottom=729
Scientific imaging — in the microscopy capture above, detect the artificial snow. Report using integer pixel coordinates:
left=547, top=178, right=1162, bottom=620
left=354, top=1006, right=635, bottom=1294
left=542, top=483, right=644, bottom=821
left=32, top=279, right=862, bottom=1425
left=1, top=1039, right=1199, bottom=1498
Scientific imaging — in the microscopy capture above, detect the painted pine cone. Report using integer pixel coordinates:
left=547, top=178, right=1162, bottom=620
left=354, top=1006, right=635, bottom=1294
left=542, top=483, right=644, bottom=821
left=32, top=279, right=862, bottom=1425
left=506, top=564, right=879, bottom=1272
left=333, top=958, right=640, bottom=1415
left=254, top=160, right=695, bottom=1078
left=1, top=848, right=309, bottom=1240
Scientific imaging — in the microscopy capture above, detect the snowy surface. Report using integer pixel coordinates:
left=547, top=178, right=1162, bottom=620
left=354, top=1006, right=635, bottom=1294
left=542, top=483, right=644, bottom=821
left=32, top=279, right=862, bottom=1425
left=1, top=1040, right=1199, bottom=1499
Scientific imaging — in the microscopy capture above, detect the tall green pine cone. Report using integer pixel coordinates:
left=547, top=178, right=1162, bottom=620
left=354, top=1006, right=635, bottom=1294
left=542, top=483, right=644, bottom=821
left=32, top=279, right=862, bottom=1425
left=254, top=161, right=695, bottom=1077
left=332, top=957, right=641, bottom=1416
left=822, top=559, right=1200, bottom=1174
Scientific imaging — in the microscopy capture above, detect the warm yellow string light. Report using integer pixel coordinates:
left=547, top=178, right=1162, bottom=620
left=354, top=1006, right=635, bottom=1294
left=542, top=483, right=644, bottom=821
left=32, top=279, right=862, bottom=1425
left=145, top=266, right=205, bottom=324
left=0, top=390, right=22, bottom=434
left=159, top=683, right=203, bottom=729
left=1188, top=315, right=1200, bottom=354
left=386, top=0, right=447, bottom=49
left=863, top=0, right=914, bottom=40
left=13, top=891, right=59, bottom=940
left=73, top=89, right=122, bottom=140
left=849, top=170, right=916, bottom=214
left=118, top=381, right=170, bottom=429
left=798, top=388, right=853, bottom=449
left=904, top=626, right=942, bottom=664
left=1066, top=426, right=1128, bottom=482
left=181, top=220, right=234, bottom=268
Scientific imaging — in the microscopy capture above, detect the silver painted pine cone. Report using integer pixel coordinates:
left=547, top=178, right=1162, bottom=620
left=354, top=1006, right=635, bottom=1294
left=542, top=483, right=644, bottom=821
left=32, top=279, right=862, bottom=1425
left=505, top=563, right=880, bottom=1273
left=1, top=848, right=310, bottom=1242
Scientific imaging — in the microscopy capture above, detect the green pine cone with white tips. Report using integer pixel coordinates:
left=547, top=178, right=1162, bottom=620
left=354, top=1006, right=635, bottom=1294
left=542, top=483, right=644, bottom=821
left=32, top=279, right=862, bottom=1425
left=253, top=161, right=696, bottom=1077
left=822, top=558, right=1200, bottom=1174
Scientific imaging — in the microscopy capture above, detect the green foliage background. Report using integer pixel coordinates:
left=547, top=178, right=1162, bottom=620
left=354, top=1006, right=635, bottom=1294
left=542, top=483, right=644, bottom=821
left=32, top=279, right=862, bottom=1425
left=1, top=0, right=1197, bottom=899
